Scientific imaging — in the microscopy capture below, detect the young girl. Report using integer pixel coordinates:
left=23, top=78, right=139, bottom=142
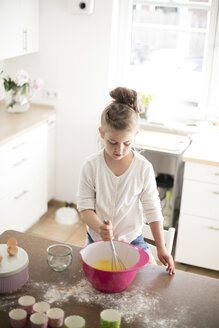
left=77, top=87, right=175, bottom=275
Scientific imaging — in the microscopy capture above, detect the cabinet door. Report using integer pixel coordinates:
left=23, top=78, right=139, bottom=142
left=0, top=0, right=23, bottom=60
left=0, top=0, right=39, bottom=60
left=0, top=170, right=47, bottom=234
left=180, top=179, right=219, bottom=220
left=175, top=214, right=219, bottom=270
left=47, top=116, right=56, bottom=201
left=184, top=162, right=219, bottom=185
left=22, top=0, right=39, bottom=54
left=0, top=124, right=47, bottom=199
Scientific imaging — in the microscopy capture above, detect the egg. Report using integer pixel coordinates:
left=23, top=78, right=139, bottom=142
left=7, top=246, right=18, bottom=256
left=7, top=238, right=18, bottom=247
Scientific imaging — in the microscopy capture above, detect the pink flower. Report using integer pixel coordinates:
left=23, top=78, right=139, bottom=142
left=14, top=70, right=29, bottom=86
left=33, top=77, right=43, bottom=90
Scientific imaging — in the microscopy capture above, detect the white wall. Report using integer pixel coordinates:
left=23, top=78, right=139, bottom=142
left=4, top=0, right=117, bottom=203
left=0, top=61, right=4, bottom=100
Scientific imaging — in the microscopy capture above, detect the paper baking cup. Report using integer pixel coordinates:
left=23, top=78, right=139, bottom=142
left=9, top=308, right=27, bottom=328
left=47, top=308, right=64, bottom=327
left=33, top=301, right=50, bottom=314
left=100, top=309, right=121, bottom=328
left=18, top=295, right=36, bottom=314
left=30, top=312, right=48, bottom=328
left=64, top=315, right=86, bottom=328
left=0, top=244, right=29, bottom=293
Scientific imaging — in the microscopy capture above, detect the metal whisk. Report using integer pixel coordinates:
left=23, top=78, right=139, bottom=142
left=104, top=219, right=126, bottom=271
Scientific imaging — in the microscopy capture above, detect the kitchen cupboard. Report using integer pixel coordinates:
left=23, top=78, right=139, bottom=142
left=47, top=114, right=56, bottom=201
left=0, top=0, right=39, bottom=60
left=175, top=162, right=219, bottom=270
left=0, top=124, right=48, bottom=234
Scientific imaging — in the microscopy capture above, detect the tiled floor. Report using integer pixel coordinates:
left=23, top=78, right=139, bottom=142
left=27, top=200, right=219, bottom=280
left=27, top=200, right=87, bottom=248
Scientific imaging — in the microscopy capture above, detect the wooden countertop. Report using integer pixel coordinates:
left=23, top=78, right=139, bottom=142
left=183, top=133, right=219, bottom=166
left=0, top=102, right=56, bottom=146
left=1, top=230, right=219, bottom=328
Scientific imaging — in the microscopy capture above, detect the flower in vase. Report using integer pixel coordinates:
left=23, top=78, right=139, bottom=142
left=1, top=70, right=43, bottom=111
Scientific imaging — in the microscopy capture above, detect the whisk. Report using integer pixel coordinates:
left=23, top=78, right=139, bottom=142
left=104, top=219, right=126, bottom=271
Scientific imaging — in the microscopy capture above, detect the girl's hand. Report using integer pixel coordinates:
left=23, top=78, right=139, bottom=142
left=99, top=219, right=113, bottom=241
left=157, top=247, right=175, bottom=276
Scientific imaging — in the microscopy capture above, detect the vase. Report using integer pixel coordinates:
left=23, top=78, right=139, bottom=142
left=4, top=88, right=33, bottom=113
left=139, top=104, right=149, bottom=119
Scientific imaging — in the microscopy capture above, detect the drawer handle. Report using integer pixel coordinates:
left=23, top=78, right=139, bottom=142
left=12, top=142, right=26, bottom=150
left=212, top=191, right=219, bottom=195
left=22, top=29, right=28, bottom=51
left=208, top=226, right=219, bottom=231
left=13, top=158, right=27, bottom=167
left=14, top=190, right=28, bottom=200
left=48, top=120, right=56, bottom=126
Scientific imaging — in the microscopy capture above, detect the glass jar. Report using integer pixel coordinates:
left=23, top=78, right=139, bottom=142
left=46, top=244, right=72, bottom=272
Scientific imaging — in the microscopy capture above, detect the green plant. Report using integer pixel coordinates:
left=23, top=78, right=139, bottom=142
left=138, top=92, right=155, bottom=108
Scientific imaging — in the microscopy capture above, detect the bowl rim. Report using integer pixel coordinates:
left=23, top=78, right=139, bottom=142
left=80, top=240, right=149, bottom=273
left=46, top=244, right=72, bottom=257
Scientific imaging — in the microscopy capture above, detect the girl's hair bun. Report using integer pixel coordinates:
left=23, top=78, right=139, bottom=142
left=110, top=87, right=140, bottom=113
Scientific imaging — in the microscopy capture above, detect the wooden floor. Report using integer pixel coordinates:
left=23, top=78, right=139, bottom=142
left=27, top=200, right=219, bottom=280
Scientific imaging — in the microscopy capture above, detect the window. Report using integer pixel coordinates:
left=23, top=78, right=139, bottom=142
left=115, top=0, right=219, bottom=120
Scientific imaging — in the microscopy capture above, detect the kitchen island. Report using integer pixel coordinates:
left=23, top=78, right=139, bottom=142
left=1, top=230, right=219, bottom=328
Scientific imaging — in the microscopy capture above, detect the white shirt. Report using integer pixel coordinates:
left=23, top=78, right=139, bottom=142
left=77, top=149, right=163, bottom=243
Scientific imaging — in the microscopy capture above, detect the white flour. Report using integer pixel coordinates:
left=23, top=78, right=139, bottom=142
left=0, top=277, right=188, bottom=327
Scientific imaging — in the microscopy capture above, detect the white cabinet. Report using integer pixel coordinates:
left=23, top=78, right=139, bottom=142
left=175, top=162, right=219, bottom=270
left=47, top=115, right=56, bottom=201
left=0, top=124, right=48, bottom=234
left=0, top=0, right=39, bottom=60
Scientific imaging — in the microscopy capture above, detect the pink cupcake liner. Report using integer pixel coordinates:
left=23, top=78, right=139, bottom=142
left=47, top=308, right=64, bottom=327
left=18, top=295, right=36, bottom=314
left=9, top=308, right=27, bottom=328
left=30, top=312, right=48, bottom=328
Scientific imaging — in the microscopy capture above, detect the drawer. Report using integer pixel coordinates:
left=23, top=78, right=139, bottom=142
left=0, top=170, right=47, bottom=234
left=184, top=162, right=219, bottom=185
left=0, top=124, right=47, bottom=199
left=180, top=179, right=219, bottom=220
left=175, top=214, right=219, bottom=270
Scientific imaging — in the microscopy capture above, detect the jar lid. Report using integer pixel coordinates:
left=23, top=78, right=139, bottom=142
left=0, top=244, right=29, bottom=277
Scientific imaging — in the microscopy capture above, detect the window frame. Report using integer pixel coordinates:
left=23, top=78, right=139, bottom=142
left=114, top=0, right=219, bottom=120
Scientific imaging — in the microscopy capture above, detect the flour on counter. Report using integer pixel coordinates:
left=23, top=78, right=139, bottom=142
left=0, top=278, right=188, bottom=327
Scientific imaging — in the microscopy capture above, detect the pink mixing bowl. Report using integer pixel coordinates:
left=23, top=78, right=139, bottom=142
left=80, top=240, right=149, bottom=293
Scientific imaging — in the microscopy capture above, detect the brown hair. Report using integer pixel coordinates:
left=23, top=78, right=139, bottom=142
left=101, top=87, right=143, bottom=131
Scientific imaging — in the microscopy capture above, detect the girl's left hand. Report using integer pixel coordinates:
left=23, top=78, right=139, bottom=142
left=157, top=248, right=175, bottom=275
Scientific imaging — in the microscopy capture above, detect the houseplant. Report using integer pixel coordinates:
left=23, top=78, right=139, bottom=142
left=138, top=92, right=155, bottom=119
left=1, top=70, right=43, bottom=113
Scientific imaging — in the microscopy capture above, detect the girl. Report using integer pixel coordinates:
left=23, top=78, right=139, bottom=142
left=77, top=87, right=175, bottom=275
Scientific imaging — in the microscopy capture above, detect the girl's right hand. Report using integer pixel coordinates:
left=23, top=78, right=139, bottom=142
left=99, top=219, right=113, bottom=241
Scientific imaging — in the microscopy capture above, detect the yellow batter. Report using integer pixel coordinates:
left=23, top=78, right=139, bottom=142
left=91, top=258, right=125, bottom=271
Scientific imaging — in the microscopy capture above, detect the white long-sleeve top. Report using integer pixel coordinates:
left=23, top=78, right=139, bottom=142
left=77, top=149, right=163, bottom=243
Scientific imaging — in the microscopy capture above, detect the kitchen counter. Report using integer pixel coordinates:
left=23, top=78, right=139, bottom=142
left=1, top=230, right=219, bottom=328
left=183, top=133, right=219, bottom=166
left=0, top=101, right=56, bottom=146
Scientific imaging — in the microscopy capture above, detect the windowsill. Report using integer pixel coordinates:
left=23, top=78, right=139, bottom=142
left=139, top=116, right=219, bottom=137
